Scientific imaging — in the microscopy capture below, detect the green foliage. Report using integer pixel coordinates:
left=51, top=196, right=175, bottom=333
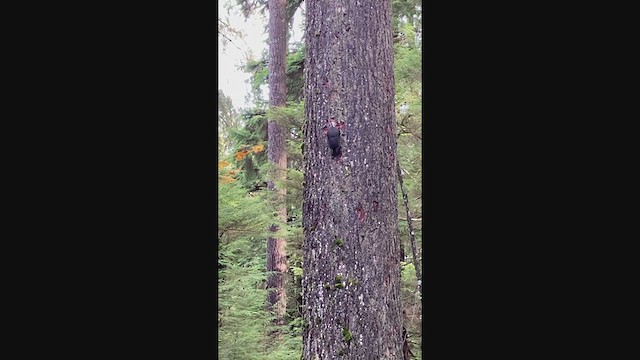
left=393, top=0, right=422, bottom=20
left=225, top=109, right=270, bottom=191
left=265, top=102, right=304, bottom=130
left=394, top=24, right=422, bottom=109
left=285, top=168, right=304, bottom=206
left=218, top=257, right=271, bottom=360
left=219, top=90, right=241, bottom=156
left=236, top=108, right=268, bottom=144
left=392, top=0, right=422, bottom=33
left=285, top=47, right=305, bottom=102
left=245, top=58, right=269, bottom=102
left=392, top=4, right=422, bottom=357
left=218, top=179, right=272, bottom=359
left=290, top=266, right=303, bottom=277
left=219, top=100, right=304, bottom=357
left=342, top=327, right=352, bottom=343
left=400, top=261, right=416, bottom=279
left=395, top=46, right=421, bottom=85
left=400, top=260, right=422, bottom=359
left=218, top=182, right=270, bottom=246
left=219, top=176, right=302, bottom=359
left=394, top=0, right=422, bottom=236
left=245, top=48, right=306, bottom=103
left=262, top=332, right=302, bottom=360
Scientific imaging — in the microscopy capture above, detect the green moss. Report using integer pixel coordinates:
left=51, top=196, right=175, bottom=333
left=335, top=275, right=343, bottom=283
left=323, top=283, right=331, bottom=289
left=335, top=283, right=344, bottom=289
left=342, top=327, right=352, bottom=343
left=347, top=278, right=358, bottom=286
left=334, top=238, right=344, bottom=247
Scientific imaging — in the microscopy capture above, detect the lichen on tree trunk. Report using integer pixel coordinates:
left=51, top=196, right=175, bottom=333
left=302, top=0, right=403, bottom=358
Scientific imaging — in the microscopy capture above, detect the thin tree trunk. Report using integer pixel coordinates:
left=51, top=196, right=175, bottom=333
left=302, top=0, right=403, bottom=358
left=397, top=160, right=421, bottom=297
left=266, top=0, right=288, bottom=327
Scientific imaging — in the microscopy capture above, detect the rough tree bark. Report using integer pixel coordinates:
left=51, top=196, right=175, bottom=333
left=302, top=0, right=403, bottom=358
left=266, top=0, right=288, bottom=326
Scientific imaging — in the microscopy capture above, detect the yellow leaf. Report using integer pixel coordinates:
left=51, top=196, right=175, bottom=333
left=218, top=160, right=230, bottom=169
left=220, top=175, right=237, bottom=184
left=251, top=144, right=265, bottom=153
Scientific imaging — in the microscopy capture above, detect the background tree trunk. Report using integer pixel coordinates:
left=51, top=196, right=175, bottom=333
left=266, top=0, right=288, bottom=326
left=302, top=0, right=403, bottom=358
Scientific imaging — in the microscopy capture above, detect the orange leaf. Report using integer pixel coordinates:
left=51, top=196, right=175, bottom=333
left=218, top=160, right=230, bottom=169
left=235, top=150, right=249, bottom=161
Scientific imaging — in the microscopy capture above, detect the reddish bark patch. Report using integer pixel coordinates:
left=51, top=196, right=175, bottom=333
left=356, top=206, right=365, bottom=223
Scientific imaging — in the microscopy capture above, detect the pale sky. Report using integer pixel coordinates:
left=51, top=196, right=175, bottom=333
left=218, top=1, right=305, bottom=111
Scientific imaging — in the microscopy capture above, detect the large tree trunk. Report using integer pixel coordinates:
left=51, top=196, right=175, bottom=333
left=266, top=0, right=288, bottom=326
left=301, top=0, right=402, bottom=358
